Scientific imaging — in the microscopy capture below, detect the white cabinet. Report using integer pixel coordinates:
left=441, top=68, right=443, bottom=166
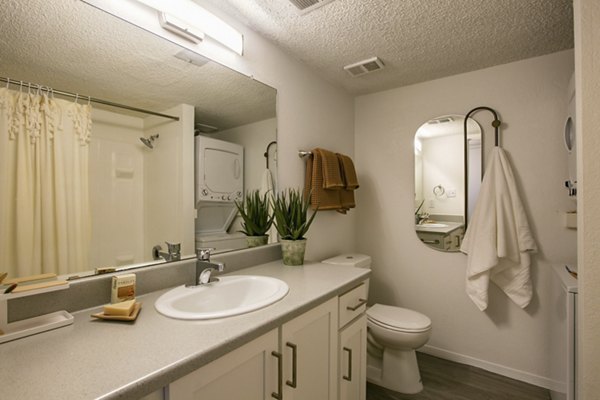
left=169, top=290, right=364, bottom=400
left=281, top=297, right=338, bottom=400
left=339, top=314, right=367, bottom=400
left=170, top=329, right=278, bottom=400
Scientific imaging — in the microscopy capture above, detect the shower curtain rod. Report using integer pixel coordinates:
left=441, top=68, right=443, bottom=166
left=0, top=76, right=180, bottom=122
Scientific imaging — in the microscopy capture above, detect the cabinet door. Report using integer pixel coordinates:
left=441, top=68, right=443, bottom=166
left=169, top=329, right=278, bottom=400
left=281, top=297, right=338, bottom=400
left=339, top=314, right=367, bottom=400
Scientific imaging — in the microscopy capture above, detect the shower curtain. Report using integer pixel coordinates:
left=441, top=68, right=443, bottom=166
left=0, top=87, right=92, bottom=277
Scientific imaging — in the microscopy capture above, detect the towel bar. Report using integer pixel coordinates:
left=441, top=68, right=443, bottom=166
left=298, top=150, right=312, bottom=159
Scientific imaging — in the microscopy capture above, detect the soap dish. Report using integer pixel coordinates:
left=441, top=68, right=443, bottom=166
left=91, top=302, right=142, bottom=321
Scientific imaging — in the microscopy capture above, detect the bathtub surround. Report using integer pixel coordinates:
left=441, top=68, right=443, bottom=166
left=355, top=50, right=576, bottom=391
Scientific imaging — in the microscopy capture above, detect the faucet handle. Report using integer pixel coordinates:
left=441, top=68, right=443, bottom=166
left=196, top=247, right=215, bottom=261
left=165, top=242, right=181, bottom=254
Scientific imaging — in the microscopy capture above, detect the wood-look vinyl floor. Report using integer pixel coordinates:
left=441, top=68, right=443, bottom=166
left=366, top=353, right=551, bottom=400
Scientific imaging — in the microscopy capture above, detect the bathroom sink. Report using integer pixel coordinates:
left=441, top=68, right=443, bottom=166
left=416, top=223, right=449, bottom=228
left=154, top=275, right=289, bottom=320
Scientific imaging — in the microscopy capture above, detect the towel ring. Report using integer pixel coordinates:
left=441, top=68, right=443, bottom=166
left=433, top=185, right=445, bottom=197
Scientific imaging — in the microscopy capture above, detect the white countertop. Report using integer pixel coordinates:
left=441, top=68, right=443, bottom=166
left=415, top=221, right=464, bottom=234
left=0, top=260, right=369, bottom=399
left=552, top=264, right=578, bottom=293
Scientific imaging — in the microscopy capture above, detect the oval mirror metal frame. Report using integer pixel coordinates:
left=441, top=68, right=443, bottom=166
left=414, top=115, right=482, bottom=252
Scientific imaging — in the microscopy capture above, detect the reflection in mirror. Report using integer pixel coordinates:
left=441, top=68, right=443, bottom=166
left=0, top=0, right=276, bottom=281
left=414, top=115, right=481, bottom=252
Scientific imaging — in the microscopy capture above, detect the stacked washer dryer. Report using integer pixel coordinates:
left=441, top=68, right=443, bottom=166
left=195, top=136, right=246, bottom=252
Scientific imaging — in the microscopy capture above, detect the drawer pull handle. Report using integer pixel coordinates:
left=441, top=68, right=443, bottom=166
left=422, top=239, right=440, bottom=244
left=286, top=342, right=298, bottom=388
left=343, top=347, right=352, bottom=381
left=271, top=351, right=283, bottom=399
left=346, top=298, right=367, bottom=311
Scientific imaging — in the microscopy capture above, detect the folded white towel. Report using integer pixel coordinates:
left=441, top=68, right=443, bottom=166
left=260, top=169, right=278, bottom=244
left=461, top=147, right=537, bottom=311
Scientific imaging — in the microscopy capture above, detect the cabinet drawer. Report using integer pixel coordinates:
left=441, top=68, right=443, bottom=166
left=339, top=281, right=368, bottom=328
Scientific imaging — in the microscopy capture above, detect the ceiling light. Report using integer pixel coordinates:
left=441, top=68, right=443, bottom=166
left=134, top=0, right=243, bottom=55
left=158, top=12, right=204, bottom=44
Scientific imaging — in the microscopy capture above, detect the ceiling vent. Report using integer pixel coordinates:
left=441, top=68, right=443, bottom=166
left=343, top=57, right=385, bottom=77
left=289, top=0, right=336, bottom=15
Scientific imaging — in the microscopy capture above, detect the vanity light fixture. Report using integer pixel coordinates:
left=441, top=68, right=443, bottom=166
left=133, top=0, right=244, bottom=55
left=158, top=12, right=204, bottom=44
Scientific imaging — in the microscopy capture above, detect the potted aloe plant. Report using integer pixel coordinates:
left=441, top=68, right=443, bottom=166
left=272, top=188, right=318, bottom=266
left=235, top=190, right=274, bottom=248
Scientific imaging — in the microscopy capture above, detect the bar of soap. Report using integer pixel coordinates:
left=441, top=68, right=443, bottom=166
left=103, top=299, right=136, bottom=316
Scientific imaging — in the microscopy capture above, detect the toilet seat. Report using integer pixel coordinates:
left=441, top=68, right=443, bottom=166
left=367, top=304, right=431, bottom=333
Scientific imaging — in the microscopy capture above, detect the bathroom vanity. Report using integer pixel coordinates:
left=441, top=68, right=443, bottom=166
left=415, top=222, right=464, bottom=251
left=0, top=258, right=369, bottom=400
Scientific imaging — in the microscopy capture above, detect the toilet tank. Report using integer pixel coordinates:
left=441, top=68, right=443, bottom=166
left=322, top=253, right=372, bottom=269
left=322, top=254, right=372, bottom=297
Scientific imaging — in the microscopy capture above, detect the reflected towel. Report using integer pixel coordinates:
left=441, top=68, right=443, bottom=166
left=260, top=169, right=278, bottom=244
left=460, top=147, right=537, bottom=311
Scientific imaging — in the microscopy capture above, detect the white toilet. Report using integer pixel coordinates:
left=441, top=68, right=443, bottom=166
left=322, top=254, right=432, bottom=394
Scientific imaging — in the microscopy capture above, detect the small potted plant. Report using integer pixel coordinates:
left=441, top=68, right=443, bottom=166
left=272, top=188, right=318, bottom=266
left=235, top=190, right=274, bottom=248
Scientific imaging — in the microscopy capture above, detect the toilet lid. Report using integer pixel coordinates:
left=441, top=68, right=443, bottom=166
left=367, top=304, right=431, bottom=333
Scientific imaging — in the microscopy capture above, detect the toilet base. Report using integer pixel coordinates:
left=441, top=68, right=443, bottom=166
left=367, top=348, right=424, bottom=394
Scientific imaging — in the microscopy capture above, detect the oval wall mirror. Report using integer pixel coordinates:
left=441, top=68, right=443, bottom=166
left=414, top=115, right=482, bottom=252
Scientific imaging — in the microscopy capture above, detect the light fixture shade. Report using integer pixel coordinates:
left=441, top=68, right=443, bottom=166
left=134, top=0, right=243, bottom=55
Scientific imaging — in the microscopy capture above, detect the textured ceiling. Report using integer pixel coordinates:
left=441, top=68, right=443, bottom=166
left=0, top=0, right=276, bottom=130
left=205, top=0, right=574, bottom=95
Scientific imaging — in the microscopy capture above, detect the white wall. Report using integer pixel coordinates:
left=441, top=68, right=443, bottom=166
left=355, top=50, right=576, bottom=389
left=421, top=133, right=464, bottom=217
left=89, top=108, right=145, bottom=267
left=574, top=0, right=600, bottom=398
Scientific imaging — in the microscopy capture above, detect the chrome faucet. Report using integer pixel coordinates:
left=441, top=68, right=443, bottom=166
left=153, top=242, right=181, bottom=262
left=189, top=248, right=225, bottom=286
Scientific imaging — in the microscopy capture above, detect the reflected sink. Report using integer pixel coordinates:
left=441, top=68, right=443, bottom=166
left=416, top=223, right=449, bottom=228
left=155, top=275, right=289, bottom=320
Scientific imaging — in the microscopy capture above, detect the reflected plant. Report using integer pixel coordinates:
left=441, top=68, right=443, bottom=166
left=234, top=190, right=274, bottom=236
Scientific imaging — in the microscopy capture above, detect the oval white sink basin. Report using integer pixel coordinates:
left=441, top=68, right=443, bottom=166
left=417, top=223, right=449, bottom=228
left=155, top=275, right=289, bottom=320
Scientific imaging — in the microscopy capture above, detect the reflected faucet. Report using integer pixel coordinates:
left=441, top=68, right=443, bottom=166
left=188, top=248, right=225, bottom=287
left=153, top=242, right=181, bottom=262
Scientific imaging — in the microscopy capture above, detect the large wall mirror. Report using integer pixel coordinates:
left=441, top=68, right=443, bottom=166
left=0, top=0, right=277, bottom=281
left=414, top=115, right=481, bottom=252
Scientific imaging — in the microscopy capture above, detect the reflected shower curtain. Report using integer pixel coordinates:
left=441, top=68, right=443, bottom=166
left=0, top=87, right=92, bottom=277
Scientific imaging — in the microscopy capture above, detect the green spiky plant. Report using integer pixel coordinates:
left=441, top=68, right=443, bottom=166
left=234, top=190, right=274, bottom=236
left=272, top=188, right=318, bottom=241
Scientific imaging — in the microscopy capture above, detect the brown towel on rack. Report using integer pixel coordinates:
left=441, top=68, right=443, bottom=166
left=316, top=148, right=345, bottom=189
left=304, top=150, right=343, bottom=211
left=337, top=153, right=359, bottom=211
left=337, top=154, right=359, bottom=190
left=303, top=149, right=360, bottom=212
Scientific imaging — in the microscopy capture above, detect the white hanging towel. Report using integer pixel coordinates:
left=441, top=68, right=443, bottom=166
left=460, top=147, right=537, bottom=311
left=260, top=169, right=278, bottom=244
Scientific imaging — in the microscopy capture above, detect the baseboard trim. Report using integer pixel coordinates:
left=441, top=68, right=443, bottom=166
left=420, top=345, right=566, bottom=393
